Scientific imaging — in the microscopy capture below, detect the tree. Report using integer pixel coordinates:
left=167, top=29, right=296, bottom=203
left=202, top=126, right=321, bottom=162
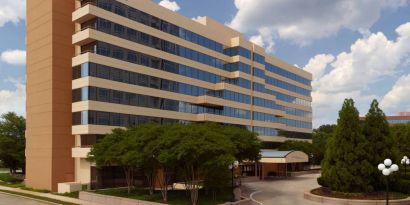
left=0, top=112, right=26, bottom=174
left=321, top=99, right=374, bottom=192
left=164, top=123, right=236, bottom=205
left=88, top=128, right=138, bottom=193
left=363, top=99, right=395, bottom=190
left=311, top=125, right=336, bottom=165
left=391, top=123, right=410, bottom=159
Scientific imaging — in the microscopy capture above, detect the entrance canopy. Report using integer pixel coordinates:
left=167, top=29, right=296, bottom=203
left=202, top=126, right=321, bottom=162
left=259, top=150, right=308, bottom=163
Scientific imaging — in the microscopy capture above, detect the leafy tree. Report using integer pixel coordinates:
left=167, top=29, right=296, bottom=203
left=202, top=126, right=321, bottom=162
left=391, top=123, right=410, bottom=159
left=315, top=124, right=337, bottom=134
left=88, top=128, right=138, bottom=193
left=0, top=112, right=25, bottom=174
left=321, top=99, right=374, bottom=192
left=363, top=99, right=395, bottom=190
left=164, top=123, right=236, bottom=205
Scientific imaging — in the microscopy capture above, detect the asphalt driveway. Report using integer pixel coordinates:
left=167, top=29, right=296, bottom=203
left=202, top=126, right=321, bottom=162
left=244, top=173, right=322, bottom=205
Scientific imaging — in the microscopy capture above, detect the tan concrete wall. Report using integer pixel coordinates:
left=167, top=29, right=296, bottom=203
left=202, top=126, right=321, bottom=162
left=26, top=0, right=74, bottom=191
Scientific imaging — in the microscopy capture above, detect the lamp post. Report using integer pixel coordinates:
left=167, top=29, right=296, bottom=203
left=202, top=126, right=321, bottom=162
left=378, top=159, right=399, bottom=205
left=401, top=156, right=409, bottom=175
left=229, top=160, right=239, bottom=202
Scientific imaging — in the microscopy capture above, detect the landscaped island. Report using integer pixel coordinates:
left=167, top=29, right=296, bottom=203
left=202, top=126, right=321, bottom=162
left=305, top=99, right=410, bottom=204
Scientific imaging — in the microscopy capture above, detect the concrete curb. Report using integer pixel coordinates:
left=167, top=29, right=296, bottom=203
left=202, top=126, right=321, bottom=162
left=0, top=191, right=59, bottom=205
left=304, top=191, right=410, bottom=205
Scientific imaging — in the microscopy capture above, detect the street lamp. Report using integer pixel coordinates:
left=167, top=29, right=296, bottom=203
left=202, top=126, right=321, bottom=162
left=378, top=159, right=399, bottom=205
left=229, top=160, right=239, bottom=202
left=401, top=156, right=409, bottom=175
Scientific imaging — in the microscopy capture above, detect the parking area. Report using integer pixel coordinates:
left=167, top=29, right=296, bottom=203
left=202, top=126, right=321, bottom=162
left=244, top=173, right=322, bottom=205
left=0, top=192, right=52, bottom=205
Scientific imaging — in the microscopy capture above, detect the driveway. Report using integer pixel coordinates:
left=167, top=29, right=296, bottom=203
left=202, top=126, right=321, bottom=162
left=244, top=173, right=322, bottom=205
left=0, top=192, right=52, bottom=205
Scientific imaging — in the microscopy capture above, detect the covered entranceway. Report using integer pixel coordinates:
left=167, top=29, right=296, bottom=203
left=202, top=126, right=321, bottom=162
left=259, top=150, right=309, bottom=179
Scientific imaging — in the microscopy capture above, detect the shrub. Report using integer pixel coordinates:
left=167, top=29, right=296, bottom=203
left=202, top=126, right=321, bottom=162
left=392, top=179, right=410, bottom=194
left=317, top=177, right=327, bottom=187
left=0, top=173, right=23, bottom=183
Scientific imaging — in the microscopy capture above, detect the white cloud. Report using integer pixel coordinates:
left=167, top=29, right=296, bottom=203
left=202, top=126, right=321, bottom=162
left=303, top=22, right=410, bottom=127
left=303, top=54, right=334, bottom=81
left=380, top=74, right=410, bottom=114
left=228, top=0, right=409, bottom=45
left=0, top=79, right=25, bottom=116
left=158, top=0, right=180, bottom=12
left=0, top=0, right=25, bottom=27
left=0, top=49, right=26, bottom=65
left=249, top=27, right=275, bottom=53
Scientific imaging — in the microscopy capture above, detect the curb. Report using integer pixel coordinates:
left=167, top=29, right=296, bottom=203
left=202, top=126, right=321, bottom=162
left=0, top=190, right=60, bottom=205
left=304, top=190, right=410, bottom=205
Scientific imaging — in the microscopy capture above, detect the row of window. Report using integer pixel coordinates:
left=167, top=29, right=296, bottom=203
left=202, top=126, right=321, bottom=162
left=72, top=86, right=251, bottom=119
left=72, top=63, right=250, bottom=104
left=224, top=62, right=251, bottom=74
left=223, top=46, right=251, bottom=59
left=91, top=0, right=225, bottom=53
left=253, top=112, right=278, bottom=123
left=73, top=110, right=189, bottom=126
left=82, top=42, right=251, bottom=88
left=265, top=76, right=311, bottom=96
left=252, top=82, right=311, bottom=107
left=253, top=126, right=278, bottom=136
left=253, top=53, right=265, bottom=64
left=253, top=67, right=265, bottom=79
left=90, top=18, right=226, bottom=69
left=387, top=119, right=410, bottom=124
left=265, top=63, right=310, bottom=86
left=283, top=119, right=312, bottom=129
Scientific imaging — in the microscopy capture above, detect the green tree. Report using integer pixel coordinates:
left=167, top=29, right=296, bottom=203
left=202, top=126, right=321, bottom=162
left=164, top=123, right=236, bottom=205
left=311, top=125, right=336, bottom=165
left=88, top=128, right=138, bottom=193
left=0, top=112, right=26, bottom=174
left=321, top=99, right=374, bottom=192
left=391, top=123, right=410, bottom=158
left=363, top=99, right=395, bottom=190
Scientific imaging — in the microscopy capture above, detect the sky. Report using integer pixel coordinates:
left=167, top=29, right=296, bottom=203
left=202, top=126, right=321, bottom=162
left=0, top=0, right=410, bottom=128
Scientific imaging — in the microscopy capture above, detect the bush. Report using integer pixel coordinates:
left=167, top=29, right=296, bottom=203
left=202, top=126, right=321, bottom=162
left=317, top=176, right=327, bottom=187
left=392, top=179, right=410, bottom=194
left=0, top=173, right=23, bottom=183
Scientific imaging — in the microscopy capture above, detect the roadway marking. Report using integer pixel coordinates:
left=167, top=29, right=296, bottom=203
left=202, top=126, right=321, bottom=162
left=250, top=190, right=263, bottom=205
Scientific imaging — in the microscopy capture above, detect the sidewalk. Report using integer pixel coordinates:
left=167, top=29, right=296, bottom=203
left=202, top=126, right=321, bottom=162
left=0, top=185, right=99, bottom=205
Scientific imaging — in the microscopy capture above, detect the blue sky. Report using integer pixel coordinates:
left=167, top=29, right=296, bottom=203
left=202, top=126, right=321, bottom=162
left=1, top=0, right=410, bottom=127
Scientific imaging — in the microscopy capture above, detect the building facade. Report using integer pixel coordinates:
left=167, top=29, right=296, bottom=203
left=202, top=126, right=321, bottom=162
left=359, top=112, right=410, bottom=125
left=26, top=0, right=312, bottom=191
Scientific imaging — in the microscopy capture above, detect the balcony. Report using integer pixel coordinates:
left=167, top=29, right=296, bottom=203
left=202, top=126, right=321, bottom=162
left=72, top=147, right=91, bottom=158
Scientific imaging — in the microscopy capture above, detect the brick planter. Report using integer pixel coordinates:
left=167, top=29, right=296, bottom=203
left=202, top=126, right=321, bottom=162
left=304, top=191, right=410, bottom=205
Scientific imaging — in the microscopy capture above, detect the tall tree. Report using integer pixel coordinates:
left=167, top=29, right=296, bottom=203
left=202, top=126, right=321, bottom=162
left=0, top=112, right=26, bottom=174
left=321, top=99, right=374, bottom=192
left=88, top=128, right=138, bottom=193
left=363, top=99, right=394, bottom=190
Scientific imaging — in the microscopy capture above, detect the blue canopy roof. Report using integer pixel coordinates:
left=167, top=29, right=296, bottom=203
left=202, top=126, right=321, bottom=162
left=261, top=150, right=293, bottom=158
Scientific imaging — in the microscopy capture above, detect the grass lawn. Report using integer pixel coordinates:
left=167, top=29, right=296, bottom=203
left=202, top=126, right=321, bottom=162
left=311, top=187, right=408, bottom=200
left=0, top=189, right=79, bottom=205
left=95, top=187, right=232, bottom=205
left=54, top=191, right=80, bottom=199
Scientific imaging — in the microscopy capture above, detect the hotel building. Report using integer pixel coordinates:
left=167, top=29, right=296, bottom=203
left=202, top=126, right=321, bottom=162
left=26, top=0, right=312, bottom=191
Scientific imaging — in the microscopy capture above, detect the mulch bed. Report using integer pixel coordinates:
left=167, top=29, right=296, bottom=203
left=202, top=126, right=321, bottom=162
left=311, top=187, right=408, bottom=200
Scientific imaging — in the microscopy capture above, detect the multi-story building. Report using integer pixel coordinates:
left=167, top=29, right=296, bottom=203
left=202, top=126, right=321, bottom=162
left=360, top=112, right=410, bottom=125
left=26, top=0, right=312, bottom=191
